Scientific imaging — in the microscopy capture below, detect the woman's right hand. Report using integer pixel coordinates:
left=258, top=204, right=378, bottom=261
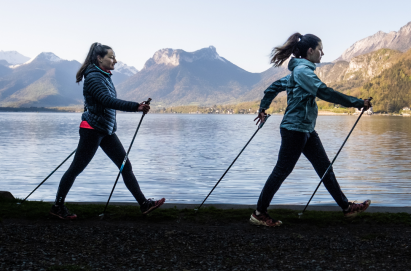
left=137, top=103, right=150, bottom=114
left=363, top=98, right=372, bottom=111
left=254, top=110, right=267, bottom=126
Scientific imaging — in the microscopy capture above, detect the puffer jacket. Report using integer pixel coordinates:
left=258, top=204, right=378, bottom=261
left=260, top=58, right=364, bottom=133
left=81, top=64, right=139, bottom=135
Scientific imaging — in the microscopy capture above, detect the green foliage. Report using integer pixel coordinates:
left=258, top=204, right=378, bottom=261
left=151, top=101, right=262, bottom=114
left=312, top=48, right=411, bottom=113
left=149, top=96, right=289, bottom=115
left=356, top=57, right=411, bottom=112
left=1, top=198, right=410, bottom=226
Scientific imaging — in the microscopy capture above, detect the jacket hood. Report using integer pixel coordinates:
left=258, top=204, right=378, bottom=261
left=288, top=58, right=317, bottom=72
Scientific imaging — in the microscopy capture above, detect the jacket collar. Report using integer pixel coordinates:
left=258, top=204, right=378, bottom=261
left=288, top=57, right=317, bottom=72
left=93, top=64, right=112, bottom=75
left=84, top=64, right=112, bottom=77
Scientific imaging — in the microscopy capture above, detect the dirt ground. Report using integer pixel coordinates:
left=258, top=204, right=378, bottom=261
left=1, top=217, right=410, bottom=271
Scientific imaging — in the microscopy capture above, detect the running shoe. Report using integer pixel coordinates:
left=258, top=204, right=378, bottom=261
left=250, top=210, right=282, bottom=227
left=140, top=198, right=165, bottom=215
left=50, top=204, right=77, bottom=220
left=343, top=200, right=371, bottom=218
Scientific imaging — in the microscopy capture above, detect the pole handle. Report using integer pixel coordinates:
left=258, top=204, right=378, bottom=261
left=144, top=98, right=152, bottom=105
left=363, top=97, right=373, bottom=111
left=258, top=114, right=271, bottom=129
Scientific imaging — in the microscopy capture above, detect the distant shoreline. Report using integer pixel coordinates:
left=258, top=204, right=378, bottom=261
left=1, top=107, right=409, bottom=117
left=0, top=107, right=74, bottom=112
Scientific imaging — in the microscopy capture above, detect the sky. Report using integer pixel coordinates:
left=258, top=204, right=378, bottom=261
left=1, top=0, right=411, bottom=73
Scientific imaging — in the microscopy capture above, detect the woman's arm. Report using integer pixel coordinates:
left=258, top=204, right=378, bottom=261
left=316, top=86, right=364, bottom=109
left=88, top=76, right=140, bottom=112
left=294, top=66, right=364, bottom=108
left=255, top=75, right=290, bottom=125
left=259, top=74, right=290, bottom=110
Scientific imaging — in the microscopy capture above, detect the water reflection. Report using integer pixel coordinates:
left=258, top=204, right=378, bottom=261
left=0, top=113, right=410, bottom=206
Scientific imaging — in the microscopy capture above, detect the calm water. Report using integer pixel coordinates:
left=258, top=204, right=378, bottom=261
left=1, top=113, right=410, bottom=206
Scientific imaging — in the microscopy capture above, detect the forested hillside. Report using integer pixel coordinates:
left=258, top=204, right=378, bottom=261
left=314, top=49, right=411, bottom=113
left=356, top=50, right=411, bottom=112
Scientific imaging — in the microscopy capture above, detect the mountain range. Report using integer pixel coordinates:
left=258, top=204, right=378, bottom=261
left=0, top=53, right=84, bottom=107
left=0, top=53, right=139, bottom=107
left=116, top=46, right=288, bottom=106
left=1, top=21, right=411, bottom=110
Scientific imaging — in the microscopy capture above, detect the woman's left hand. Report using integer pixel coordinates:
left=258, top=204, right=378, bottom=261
left=254, top=111, right=267, bottom=126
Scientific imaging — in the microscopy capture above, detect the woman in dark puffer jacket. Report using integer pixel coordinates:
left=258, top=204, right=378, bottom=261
left=50, top=43, right=165, bottom=219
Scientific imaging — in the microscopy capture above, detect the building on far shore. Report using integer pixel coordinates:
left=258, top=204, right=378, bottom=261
left=355, top=107, right=373, bottom=115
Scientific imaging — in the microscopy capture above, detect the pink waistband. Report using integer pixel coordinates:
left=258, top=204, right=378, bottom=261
left=80, top=121, right=94, bottom=129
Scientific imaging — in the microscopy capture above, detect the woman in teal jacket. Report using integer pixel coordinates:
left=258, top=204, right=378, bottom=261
left=250, top=33, right=372, bottom=227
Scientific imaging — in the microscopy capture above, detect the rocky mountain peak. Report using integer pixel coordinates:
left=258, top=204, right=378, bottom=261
left=9, top=52, right=64, bottom=68
left=335, top=21, right=411, bottom=62
left=114, top=61, right=138, bottom=76
left=317, top=48, right=401, bottom=86
left=400, top=21, right=411, bottom=30
left=0, top=50, right=30, bottom=65
left=144, top=46, right=225, bottom=69
left=32, top=52, right=62, bottom=63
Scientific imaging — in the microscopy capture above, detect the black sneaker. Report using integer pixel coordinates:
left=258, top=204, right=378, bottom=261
left=140, top=198, right=165, bottom=215
left=50, top=204, right=77, bottom=220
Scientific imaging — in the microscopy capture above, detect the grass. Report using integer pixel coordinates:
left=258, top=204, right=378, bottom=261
left=1, top=198, right=410, bottom=226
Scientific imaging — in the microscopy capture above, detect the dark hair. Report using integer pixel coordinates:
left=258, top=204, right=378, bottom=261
left=76, top=42, right=112, bottom=83
left=270, top=33, right=321, bottom=67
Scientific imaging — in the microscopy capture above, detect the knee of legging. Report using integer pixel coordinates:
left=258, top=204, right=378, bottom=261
left=121, top=160, right=133, bottom=172
left=322, top=168, right=335, bottom=176
left=273, top=164, right=294, bottom=177
left=63, top=168, right=83, bottom=179
left=321, top=170, right=337, bottom=181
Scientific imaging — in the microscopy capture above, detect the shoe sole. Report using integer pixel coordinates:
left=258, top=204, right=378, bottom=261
left=142, top=198, right=165, bottom=215
left=344, top=200, right=371, bottom=219
left=49, top=211, right=77, bottom=220
left=249, top=215, right=282, bottom=227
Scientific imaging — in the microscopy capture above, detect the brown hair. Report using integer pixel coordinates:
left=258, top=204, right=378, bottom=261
left=270, top=33, right=321, bottom=67
left=76, top=42, right=112, bottom=83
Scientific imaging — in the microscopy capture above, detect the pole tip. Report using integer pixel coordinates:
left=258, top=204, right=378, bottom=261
left=298, top=212, right=303, bottom=218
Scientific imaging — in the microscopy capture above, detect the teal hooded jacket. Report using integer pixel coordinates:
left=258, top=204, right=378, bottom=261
left=260, top=58, right=364, bottom=133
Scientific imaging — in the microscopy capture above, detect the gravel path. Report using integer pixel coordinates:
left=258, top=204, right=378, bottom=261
left=1, top=218, right=410, bottom=271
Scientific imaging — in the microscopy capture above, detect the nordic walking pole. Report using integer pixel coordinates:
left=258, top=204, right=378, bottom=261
left=100, top=98, right=152, bottom=218
left=298, top=98, right=372, bottom=218
left=18, top=149, right=77, bottom=204
left=195, top=114, right=271, bottom=213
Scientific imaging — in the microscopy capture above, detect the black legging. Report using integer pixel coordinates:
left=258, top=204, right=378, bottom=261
left=54, top=128, right=146, bottom=205
left=257, top=128, right=350, bottom=212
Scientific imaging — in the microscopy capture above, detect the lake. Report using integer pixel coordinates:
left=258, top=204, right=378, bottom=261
left=1, top=113, right=410, bottom=206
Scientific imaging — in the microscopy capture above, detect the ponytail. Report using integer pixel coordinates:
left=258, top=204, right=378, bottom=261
left=270, top=33, right=321, bottom=67
left=76, top=42, right=112, bottom=83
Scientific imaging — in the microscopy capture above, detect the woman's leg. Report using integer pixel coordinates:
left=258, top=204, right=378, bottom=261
left=54, top=129, right=103, bottom=205
left=302, top=130, right=350, bottom=209
left=99, top=133, right=147, bottom=205
left=256, top=128, right=309, bottom=212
